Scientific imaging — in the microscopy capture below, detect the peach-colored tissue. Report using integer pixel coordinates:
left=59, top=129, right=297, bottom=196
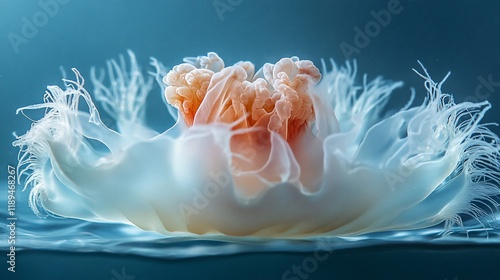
left=164, top=55, right=321, bottom=143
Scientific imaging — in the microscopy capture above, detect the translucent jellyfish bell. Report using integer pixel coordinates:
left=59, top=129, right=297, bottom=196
left=14, top=51, right=500, bottom=237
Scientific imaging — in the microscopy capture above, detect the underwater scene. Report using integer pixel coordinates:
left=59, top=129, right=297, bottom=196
left=1, top=0, right=500, bottom=279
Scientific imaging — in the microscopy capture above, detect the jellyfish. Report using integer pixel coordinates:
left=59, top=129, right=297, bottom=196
left=13, top=51, right=500, bottom=237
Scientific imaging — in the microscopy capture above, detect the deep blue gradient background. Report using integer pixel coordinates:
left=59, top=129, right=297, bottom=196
left=1, top=1, right=500, bottom=279
left=6, top=245, right=500, bottom=280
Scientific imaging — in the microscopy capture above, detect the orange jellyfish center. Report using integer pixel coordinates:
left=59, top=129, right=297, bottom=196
left=164, top=54, right=321, bottom=143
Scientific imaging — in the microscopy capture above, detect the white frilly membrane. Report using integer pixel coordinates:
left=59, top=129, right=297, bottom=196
left=14, top=50, right=500, bottom=237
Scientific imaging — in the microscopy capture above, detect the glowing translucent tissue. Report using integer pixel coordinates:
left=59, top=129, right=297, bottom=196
left=14, top=51, right=500, bottom=237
